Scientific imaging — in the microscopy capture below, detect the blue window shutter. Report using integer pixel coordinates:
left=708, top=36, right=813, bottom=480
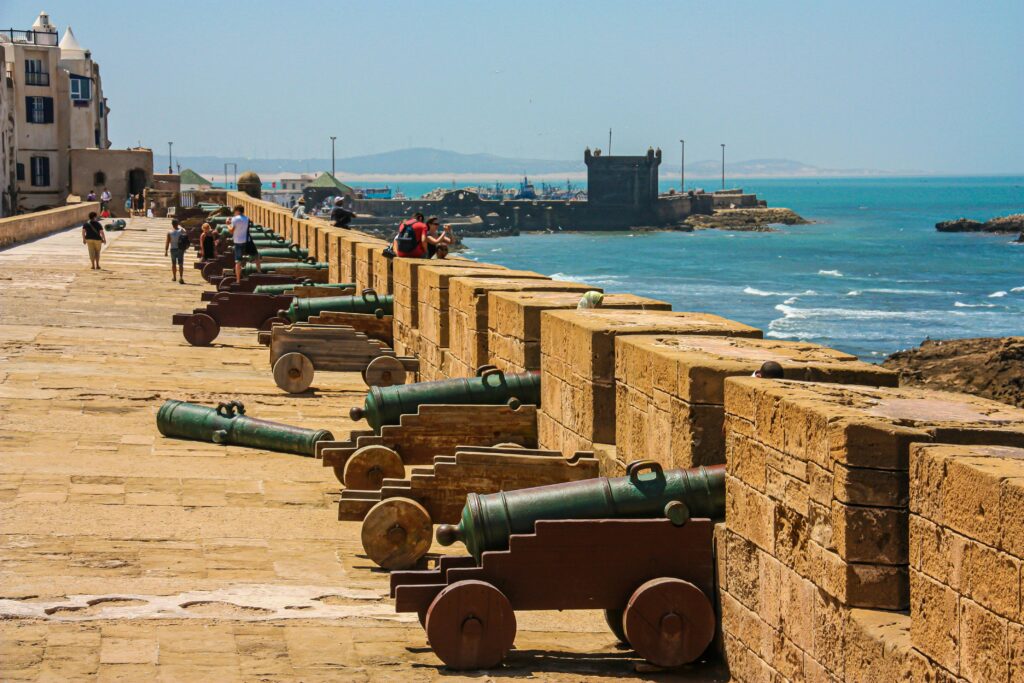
left=42, top=97, right=54, bottom=123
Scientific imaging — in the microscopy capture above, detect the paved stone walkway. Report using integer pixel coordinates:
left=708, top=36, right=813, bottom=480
left=0, top=219, right=708, bottom=681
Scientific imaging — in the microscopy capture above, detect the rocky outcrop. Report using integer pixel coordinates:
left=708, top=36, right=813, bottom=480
left=936, top=213, right=1024, bottom=233
left=683, top=207, right=809, bottom=231
left=883, top=336, right=1024, bottom=408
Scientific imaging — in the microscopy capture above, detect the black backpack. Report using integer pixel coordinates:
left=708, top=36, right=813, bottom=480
left=394, top=220, right=419, bottom=253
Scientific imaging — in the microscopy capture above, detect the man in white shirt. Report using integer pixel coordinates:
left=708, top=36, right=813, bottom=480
left=100, top=188, right=112, bottom=211
left=229, top=205, right=260, bottom=280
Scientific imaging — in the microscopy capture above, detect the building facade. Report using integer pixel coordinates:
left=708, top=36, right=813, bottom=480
left=0, top=45, right=15, bottom=216
left=1, top=11, right=112, bottom=213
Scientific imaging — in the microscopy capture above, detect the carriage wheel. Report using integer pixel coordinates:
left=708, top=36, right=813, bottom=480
left=273, top=352, right=314, bottom=393
left=342, top=445, right=404, bottom=490
left=492, top=442, right=525, bottom=449
left=425, top=580, right=516, bottom=670
left=216, top=275, right=236, bottom=290
left=623, top=578, right=715, bottom=668
left=604, top=608, right=628, bottom=645
left=260, top=316, right=289, bottom=331
left=182, top=313, right=220, bottom=346
left=363, top=356, right=407, bottom=387
left=360, top=497, right=433, bottom=570
left=201, top=260, right=224, bottom=281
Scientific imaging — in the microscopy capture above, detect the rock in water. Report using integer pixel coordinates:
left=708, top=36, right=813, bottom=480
left=935, top=218, right=984, bottom=232
left=936, top=213, right=1024, bottom=233
left=883, top=337, right=1024, bottom=408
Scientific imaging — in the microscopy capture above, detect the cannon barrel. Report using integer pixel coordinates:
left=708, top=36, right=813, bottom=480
left=253, top=282, right=355, bottom=295
left=255, top=246, right=310, bottom=260
left=284, top=290, right=394, bottom=323
left=241, top=262, right=328, bottom=276
left=156, top=399, right=333, bottom=456
left=350, top=367, right=540, bottom=432
left=436, top=461, right=726, bottom=561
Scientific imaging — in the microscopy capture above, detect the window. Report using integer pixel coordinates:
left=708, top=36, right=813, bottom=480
left=25, top=96, right=54, bottom=124
left=95, top=129, right=100, bottom=147
left=93, top=171, right=106, bottom=186
left=70, top=75, right=91, bottom=102
left=30, top=157, right=50, bottom=187
left=16, top=163, right=25, bottom=181
left=24, top=58, right=49, bottom=86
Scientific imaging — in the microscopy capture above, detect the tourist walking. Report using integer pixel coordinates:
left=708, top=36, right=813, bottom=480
left=100, top=188, right=112, bottom=211
left=164, top=219, right=189, bottom=284
left=330, top=197, right=354, bottom=228
left=82, top=211, right=106, bottom=270
left=229, top=205, right=260, bottom=281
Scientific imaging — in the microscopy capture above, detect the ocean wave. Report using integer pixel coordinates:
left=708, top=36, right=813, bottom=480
left=818, top=269, right=843, bottom=277
left=846, top=290, right=861, bottom=296
left=550, top=272, right=623, bottom=286
left=954, top=301, right=996, bottom=308
left=773, top=304, right=945, bottom=322
left=743, top=287, right=818, bottom=297
left=1012, top=286, right=1024, bottom=293
left=989, top=291, right=1008, bottom=298
left=862, top=288, right=951, bottom=295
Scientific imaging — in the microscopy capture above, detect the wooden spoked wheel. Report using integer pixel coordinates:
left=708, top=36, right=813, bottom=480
left=182, top=313, right=220, bottom=346
left=425, top=580, right=516, bottom=670
left=342, top=445, right=404, bottom=490
left=273, top=352, right=314, bottom=393
left=360, top=497, right=433, bottom=570
left=623, top=578, right=715, bottom=668
left=363, top=356, right=406, bottom=387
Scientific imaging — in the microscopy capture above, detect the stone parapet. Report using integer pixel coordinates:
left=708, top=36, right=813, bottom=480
left=0, top=202, right=100, bottom=250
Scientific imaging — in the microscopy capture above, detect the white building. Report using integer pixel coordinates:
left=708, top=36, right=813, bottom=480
left=0, top=11, right=111, bottom=212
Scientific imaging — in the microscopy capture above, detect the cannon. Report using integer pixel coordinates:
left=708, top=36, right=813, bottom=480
left=438, top=460, right=726, bottom=560
left=267, top=322, right=419, bottom=393
left=389, top=460, right=724, bottom=670
left=198, top=248, right=311, bottom=282
left=241, top=261, right=328, bottom=276
left=172, top=292, right=293, bottom=345
left=350, top=366, right=541, bottom=433
left=282, top=289, right=394, bottom=323
left=253, top=282, right=354, bottom=295
left=256, top=245, right=310, bottom=260
left=317, top=403, right=537, bottom=486
left=156, top=399, right=333, bottom=456
left=213, top=273, right=324, bottom=293
left=202, top=283, right=352, bottom=303
left=341, top=446, right=600, bottom=569
left=104, top=219, right=127, bottom=231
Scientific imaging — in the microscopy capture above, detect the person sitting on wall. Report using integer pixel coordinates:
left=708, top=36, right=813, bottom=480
left=86, top=189, right=97, bottom=202
left=424, top=216, right=454, bottom=258
left=292, top=197, right=307, bottom=219
left=392, top=212, right=428, bottom=258
left=330, top=197, right=354, bottom=228
left=753, top=361, right=784, bottom=379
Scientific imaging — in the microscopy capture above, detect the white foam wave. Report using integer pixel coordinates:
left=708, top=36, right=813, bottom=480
left=863, top=288, right=949, bottom=295
left=954, top=301, right=996, bottom=308
left=550, top=272, right=623, bottom=286
left=783, top=296, right=799, bottom=305
left=989, top=291, right=1008, bottom=298
left=818, top=269, right=843, bottom=277
left=773, top=304, right=944, bottom=322
left=1012, top=286, right=1024, bottom=293
left=743, top=287, right=818, bottom=297
left=846, top=290, right=861, bottom=296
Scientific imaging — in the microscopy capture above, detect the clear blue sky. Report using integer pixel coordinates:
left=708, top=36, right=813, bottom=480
left=4, top=0, right=1022, bottom=173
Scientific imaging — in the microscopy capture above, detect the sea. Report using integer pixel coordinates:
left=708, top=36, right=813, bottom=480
left=449, top=176, right=1024, bottom=361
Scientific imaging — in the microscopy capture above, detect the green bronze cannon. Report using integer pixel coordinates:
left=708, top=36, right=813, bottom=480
left=350, top=367, right=541, bottom=432
left=436, top=460, right=726, bottom=561
left=253, top=281, right=354, bottom=295
left=256, top=244, right=310, bottom=260
left=241, top=261, right=327, bottom=276
left=282, top=289, right=393, bottom=323
left=156, top=399, right=333, bottom=456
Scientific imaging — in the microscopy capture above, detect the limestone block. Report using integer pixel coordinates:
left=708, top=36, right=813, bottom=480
left=538, top=309, right=761, bottom=453
left=327, top=232, right=345, bottom=284
left=339, top=233, right=385, bottom=284
left=373, top=248, right=393, bottom=294
left=354, top=241, right=382, bottom=292
left=391, top=257, right=503, bottom=330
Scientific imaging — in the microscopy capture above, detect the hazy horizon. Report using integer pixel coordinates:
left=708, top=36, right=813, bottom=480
left=4, top=0, right=1023, bottom=175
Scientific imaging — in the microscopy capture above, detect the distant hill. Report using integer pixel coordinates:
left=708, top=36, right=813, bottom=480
left=156, top=148, right=894, bottom=179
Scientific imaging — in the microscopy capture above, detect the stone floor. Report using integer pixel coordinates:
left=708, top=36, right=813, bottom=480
left=0, top=219, right=722, bottom=681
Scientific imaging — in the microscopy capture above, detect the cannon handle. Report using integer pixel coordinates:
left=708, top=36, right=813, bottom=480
left=626, top=460, right=665, bottom=483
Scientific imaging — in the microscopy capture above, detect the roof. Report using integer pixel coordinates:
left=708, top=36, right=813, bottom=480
left=307, top=172, right=354, bottom=194
left=59, top=26, right=86, bottom=59
left=179, top=169, right=212, bottom=186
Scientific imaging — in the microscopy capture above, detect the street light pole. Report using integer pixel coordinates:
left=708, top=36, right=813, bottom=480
left=608, top=128, right=612, bottom=155
left=679, top=139, right=685, bottom=192
left=720, top=143, right=726, bottom=190
left=167, top=141, right=173, bottom=174
left=330, top=136, right=337, bottom=176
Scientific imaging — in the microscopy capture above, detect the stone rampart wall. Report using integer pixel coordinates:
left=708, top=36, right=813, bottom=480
left=0, top=202, right=100, bottom=250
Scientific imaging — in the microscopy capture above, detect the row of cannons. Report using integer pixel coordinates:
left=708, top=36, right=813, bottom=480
left=161, top=206, right=726, bottom=672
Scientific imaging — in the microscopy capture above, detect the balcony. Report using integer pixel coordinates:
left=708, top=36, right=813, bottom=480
left=25, top=71, right=49, bottom=87
left=0, top=29, right=58, bottom=46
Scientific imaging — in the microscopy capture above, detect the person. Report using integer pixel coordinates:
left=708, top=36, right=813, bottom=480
left=393, top=212, right=428, bottom=258
left=292, top=197, right=307, bottom=219
left=165, top=219, right=189, bottom=284
left=124, top=195, right=132, bottom=215
left=82, top=211, right=106, bottom=270
left=86, top=190, right=97, bottom=202
left=229, top=205, right=260, bottom=280
left=753, top=360, right=785, bottom=379
left=198, top=222, right=217, bottom=260
left=99, top=208, right=111, bottom=219
left=100, top=188, right=112, bottom=211
left=424, top=216, right=454, bottom=258
left=330, top=197, right=354, bottom=228
left=133, top=194, right=143, bottom=216
left=435, top=243, right=449, bottom=259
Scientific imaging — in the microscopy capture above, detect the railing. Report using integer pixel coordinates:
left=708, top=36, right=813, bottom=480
left=0, top=29, right=58, bottom=46
left=180, top=191, right=196, bottom=209
left=25, top=72, right=49, bottom=86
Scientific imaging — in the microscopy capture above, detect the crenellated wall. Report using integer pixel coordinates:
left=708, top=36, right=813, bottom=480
left=221, top=189, right=1024, bottom=681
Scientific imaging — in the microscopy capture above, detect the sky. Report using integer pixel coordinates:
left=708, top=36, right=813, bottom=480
left=3, top=0, right=1023, bottom=174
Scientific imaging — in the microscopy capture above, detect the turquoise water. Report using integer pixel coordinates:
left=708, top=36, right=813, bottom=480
left=459, top=177, right=1024, bottom=360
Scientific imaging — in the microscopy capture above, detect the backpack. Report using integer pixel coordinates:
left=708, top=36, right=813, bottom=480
left=394, top=220, right=419, bottom=254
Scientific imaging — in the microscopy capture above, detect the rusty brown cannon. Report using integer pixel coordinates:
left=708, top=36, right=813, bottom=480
left=172, top=293, right=292, bottom=346
left=390, top=461, right=725, bottom=671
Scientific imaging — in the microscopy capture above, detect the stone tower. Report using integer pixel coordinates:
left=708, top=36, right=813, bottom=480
left=237, top=171, right=262, bottom=199
left=584, top=147, right=661, bottom=208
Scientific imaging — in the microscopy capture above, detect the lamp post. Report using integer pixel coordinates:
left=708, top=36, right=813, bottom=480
left=167, top=141, right=173, bottom=174
left=330, top=136, right=337, bottom=176
left=679, top=139, right=685, bottom=192
left=223, top=162, right=237, bottom=190
left=720, top=143, right=726, bottom=190
left=608, top=128, right=612, bottom=155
